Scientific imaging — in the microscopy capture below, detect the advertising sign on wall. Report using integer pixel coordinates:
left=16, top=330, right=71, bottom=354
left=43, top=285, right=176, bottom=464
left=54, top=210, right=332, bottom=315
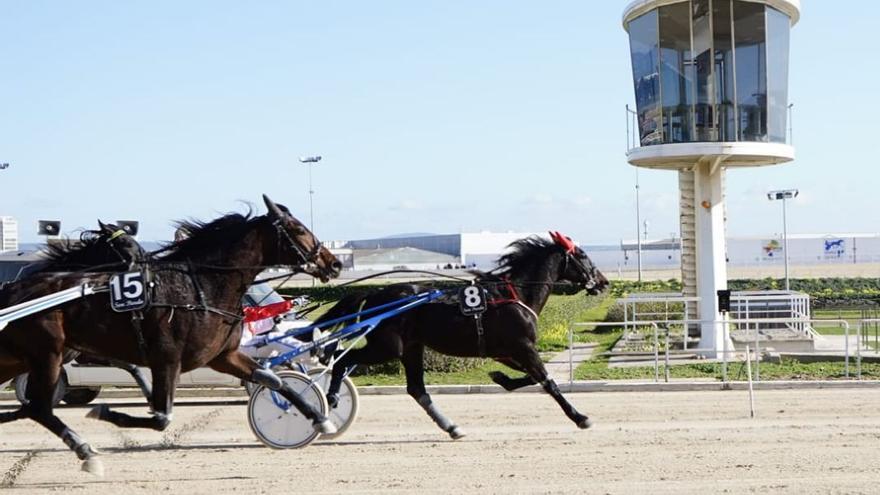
left=823, top=238, right=846, bottom=259
left=762, top=239, right=783, bottom=259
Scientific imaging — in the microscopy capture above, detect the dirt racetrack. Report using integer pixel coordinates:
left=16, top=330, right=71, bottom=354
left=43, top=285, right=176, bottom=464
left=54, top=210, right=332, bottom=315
left=2, top=388, right=880, bottom=494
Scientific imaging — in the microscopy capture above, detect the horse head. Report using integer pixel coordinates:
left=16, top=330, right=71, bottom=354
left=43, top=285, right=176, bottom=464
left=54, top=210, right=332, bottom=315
left=549, top=231, right=608, bottom=295
left=92, top=220, right=145, bottom=266
left=263, top=194, right=342, bottom=282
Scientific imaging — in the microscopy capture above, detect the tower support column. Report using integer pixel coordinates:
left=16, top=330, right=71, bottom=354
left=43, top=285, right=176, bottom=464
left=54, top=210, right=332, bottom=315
left=693, top=157, right=731, bottom=357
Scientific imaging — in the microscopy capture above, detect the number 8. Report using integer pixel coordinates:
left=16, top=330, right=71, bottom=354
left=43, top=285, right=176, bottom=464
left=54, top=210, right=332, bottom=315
left=463, top=286, right=482, bottom=308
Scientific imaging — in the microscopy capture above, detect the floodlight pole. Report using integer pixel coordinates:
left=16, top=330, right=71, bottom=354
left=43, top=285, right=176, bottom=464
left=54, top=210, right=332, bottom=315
left=298, top=156, right=322, bottom=234
left=635, top=169, right=642, bottom=283
left=768, top=189, right=798, bottom=291
left=782, top=195, right=790, bottom=290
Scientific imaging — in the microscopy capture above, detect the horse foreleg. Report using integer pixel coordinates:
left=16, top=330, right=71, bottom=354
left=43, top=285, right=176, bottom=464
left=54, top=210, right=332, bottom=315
left=208, top=350, right=335, bottom=434
left=324, top=343, right=398, bottom=408
left=402, top=344, right=465, bottom=440
left=489, top=357, right=537, bottom=391
left=88, top=363, right=177, bottom=431
left=28, top=357, right=103, bottom=475
left=515, top=346, right=592, bottom=429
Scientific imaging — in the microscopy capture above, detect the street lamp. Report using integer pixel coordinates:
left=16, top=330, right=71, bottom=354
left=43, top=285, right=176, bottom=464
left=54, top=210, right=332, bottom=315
left=767, top=189, right=799, bottom=291
left=298, top=156, right=322, bottom=233
left=635, top=169, right=642, bottom=283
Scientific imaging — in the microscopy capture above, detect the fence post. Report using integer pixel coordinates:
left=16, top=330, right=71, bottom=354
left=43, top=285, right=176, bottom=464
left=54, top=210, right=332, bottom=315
left=845, top=321, right=850, bottom=378
left=722, top=319, right=729, bottom=384
left=745, top=345, right=756, bottom=418
left=664, top=326, right=670, bottom=383
left=753, top=323, right=760, bottom=382
left=856, top=321, right=862, bottom=381
left=568, top=324, right=574, bottom=388
left=653, top=323, right=659, bottom=383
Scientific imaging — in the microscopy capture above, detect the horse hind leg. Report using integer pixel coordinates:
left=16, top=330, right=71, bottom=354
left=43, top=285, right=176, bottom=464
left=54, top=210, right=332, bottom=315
left=209, top=350, right=335, bottom=434
left=88, top=363, right=177, bottom=431
left=514, top=345, right=592, bottom=429
left=402, top=344, right=465, bottom=440
left=489, top=358, right=537, bottom=391
left=0, top=350, right=30, bottom=424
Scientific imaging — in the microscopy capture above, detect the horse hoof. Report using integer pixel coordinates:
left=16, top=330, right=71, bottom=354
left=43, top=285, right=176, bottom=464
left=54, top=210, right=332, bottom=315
left=81, top=457, right=104, bottom=477
left=578, top=417, right=593, bottom=429
left=86, top=405, right=107, bottom=420
left=315, top=419, right=337, bottom=435
left=448, top=426, right=466, bottom=440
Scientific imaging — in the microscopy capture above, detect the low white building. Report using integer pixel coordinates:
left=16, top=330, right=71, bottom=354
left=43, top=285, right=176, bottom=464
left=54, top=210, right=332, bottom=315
left=0, top=217, right=18, bottom=253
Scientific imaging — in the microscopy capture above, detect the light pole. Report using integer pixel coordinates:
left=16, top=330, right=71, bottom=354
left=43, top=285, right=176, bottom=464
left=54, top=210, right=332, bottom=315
left=298, top=156, right=322, bottom=233
left=635, top=169, right=642, bottom=283
left=767, top=189, right=799, bottom=291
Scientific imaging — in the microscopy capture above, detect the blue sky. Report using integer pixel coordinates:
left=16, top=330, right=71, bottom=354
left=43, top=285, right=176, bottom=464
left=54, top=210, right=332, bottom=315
left=1, top=2, right=876, bottom=245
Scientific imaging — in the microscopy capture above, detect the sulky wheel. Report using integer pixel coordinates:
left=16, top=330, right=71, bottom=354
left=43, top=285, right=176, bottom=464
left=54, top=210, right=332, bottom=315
left=247, top=370, right=328, bottom=449
left=307, top=367, right=359, bottom=440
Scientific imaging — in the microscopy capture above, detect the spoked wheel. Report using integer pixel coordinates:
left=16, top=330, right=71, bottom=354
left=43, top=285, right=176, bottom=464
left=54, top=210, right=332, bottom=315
left=247, top=370, right=328, bottom=449
left=307, top=367, right=359, bottom=440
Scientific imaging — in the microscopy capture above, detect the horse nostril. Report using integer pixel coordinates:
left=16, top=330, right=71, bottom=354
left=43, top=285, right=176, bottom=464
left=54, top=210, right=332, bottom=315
left=331, top=261, right=342, bottom=272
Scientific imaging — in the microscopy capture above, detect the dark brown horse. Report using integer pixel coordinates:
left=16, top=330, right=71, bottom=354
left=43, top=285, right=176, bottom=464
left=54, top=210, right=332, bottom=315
left=314, top=232, right=608, bottom=439
left=12, top=221, right=152, bottom=403
left=0, top=196, right=341, bottom=475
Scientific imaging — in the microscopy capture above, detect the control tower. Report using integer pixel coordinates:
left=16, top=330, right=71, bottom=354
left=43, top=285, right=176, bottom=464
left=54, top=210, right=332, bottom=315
left=623, top=0, right=799, bottom=356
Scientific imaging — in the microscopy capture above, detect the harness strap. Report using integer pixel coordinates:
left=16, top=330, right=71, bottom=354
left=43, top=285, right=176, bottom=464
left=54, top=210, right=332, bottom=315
left=473, top=315, right=486, bottom=358
left=487, top=277, right=538, bottom=321
left=512, top=300, right=539, bottom=321
left=130, top=310, right=150, bottom=364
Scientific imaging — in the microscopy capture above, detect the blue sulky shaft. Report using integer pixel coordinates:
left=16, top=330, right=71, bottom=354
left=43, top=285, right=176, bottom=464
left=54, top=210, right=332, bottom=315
left=262, top=289, right=446, bottom=370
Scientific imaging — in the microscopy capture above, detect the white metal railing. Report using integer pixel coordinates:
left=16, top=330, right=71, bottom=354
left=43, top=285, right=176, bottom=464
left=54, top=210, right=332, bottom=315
left=620, top=291, right=818, bottom=350
left=566, top=317, right=866, bottom=385
left=618, top=293, right=697, bottom=350
left=730, top=291, right=816, bottom=339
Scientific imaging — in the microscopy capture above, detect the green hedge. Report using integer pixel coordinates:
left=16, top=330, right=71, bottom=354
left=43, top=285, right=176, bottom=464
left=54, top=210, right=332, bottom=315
left=606, top=277, right=880, bottom=308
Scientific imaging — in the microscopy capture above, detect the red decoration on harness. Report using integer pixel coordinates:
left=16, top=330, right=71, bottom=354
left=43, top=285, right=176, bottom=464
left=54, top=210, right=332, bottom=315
left=242, top=300, right=293, bottom=323
left=489, top=275, right=521, bottom=306
left=549, top=231, right=576, bottom=254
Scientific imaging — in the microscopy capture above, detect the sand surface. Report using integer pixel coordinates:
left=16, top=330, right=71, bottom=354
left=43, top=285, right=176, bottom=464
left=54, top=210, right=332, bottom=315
left=1, top=388, right=879, bottom=494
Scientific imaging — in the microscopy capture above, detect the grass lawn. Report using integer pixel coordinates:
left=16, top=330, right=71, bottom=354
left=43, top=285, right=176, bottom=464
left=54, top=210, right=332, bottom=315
left=576, top=357, right=880, bottom=381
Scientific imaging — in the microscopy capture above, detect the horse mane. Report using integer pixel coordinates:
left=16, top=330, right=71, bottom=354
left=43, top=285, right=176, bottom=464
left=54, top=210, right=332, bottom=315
left=158, top=210, right=259, bottom=261
left=489, top=236, right=558, bottom=279
left=38, top=230, right=120, bottom=272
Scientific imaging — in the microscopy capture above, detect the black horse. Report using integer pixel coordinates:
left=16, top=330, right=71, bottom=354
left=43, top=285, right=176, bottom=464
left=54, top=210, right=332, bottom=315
left=0, top=196, right=342, bottom=475
left=314, top=232, right=608, bottom=438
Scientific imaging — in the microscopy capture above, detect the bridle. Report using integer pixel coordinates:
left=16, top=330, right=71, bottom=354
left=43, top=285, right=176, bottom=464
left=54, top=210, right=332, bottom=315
left=272, top=219, right=326, bottom=276
left=549, top=231, right=600, bottom=292
left=560, top=250, right=600, bottom=292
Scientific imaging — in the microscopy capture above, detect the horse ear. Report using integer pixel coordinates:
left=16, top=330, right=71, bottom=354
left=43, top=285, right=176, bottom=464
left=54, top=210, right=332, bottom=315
left=552, top=231, right=576, bottom=253
left=263, top=194, right=285, bottom=219
left=97, top=220, right=108, bottom=230
left=548, top=231, right=560, bottom=243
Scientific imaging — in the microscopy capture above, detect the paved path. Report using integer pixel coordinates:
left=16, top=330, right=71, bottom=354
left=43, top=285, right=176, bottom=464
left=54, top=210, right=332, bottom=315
left=545, top=342, right=597, bottom=382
